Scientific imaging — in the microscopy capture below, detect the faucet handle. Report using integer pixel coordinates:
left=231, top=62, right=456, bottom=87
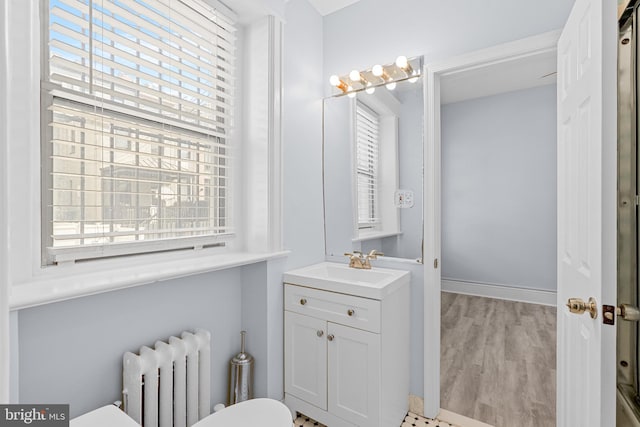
left=367, top=250, right=384, bottom=259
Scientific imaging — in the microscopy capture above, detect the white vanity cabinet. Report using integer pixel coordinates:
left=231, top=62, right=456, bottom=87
left=283, top=263, right=410, bottom=427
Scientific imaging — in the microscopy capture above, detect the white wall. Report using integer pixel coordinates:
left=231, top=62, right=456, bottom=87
left=441, top=85, right=557, bottom=291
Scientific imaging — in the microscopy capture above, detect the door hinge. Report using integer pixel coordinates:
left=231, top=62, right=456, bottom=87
left=434, top=258, right=438, bottom=269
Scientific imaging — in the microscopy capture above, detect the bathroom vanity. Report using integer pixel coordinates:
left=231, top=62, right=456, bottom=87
left=283, top=262, right=410, bottom=427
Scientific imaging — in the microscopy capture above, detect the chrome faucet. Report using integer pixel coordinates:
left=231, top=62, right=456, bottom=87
left=344, top=250, right=384, bottom=269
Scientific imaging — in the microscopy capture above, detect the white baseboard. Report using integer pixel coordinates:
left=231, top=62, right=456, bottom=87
left=442, top=279, right=556, bottom=306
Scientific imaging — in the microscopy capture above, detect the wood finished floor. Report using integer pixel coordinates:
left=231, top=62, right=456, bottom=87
left=440, top=292, right=556, bottom=427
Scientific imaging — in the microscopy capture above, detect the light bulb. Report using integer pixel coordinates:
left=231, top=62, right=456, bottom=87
left=349, top=69, right=361, bottom=82
left=329, top=74, right=349, bottom=92
left=372, top=64, right=384, bottom=77
left=347, top=86, right=356, bottom=98
left=395, top=56, right=408, bottom=69
left=409, top=76, right=419, bottom=83
left=386, top=82, right=397, bottom=91
left=365, top=82, right=375, bottom=94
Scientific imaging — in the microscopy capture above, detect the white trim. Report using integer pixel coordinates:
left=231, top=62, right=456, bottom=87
left=442, top=279, right=557, bottom=306
left=423, top=29, right=561, bottom=419
left=437, top=409, right=494, bottom=427
left=0, top=0, right=9, bottom=405
left=268, top=15, right=284, bottom=253
left=10, top=250, right=290, bottom=310
left=352, top=230, right=402, bottom=243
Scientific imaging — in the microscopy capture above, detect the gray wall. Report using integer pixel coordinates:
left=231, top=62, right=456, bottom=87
left=18, top=268, right=243, bottom=417
left=323, top=0, right=574, bottom=89
left=11, top=0, right=325, bottom=417
left=322, top=0, right=573, bottom=397
left=441, top=85, right=557, bottom=291
left=282, top=0, right=325, bottom=270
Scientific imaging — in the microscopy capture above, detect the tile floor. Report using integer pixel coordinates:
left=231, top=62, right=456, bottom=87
left=293, top=412, right=461, bottom=427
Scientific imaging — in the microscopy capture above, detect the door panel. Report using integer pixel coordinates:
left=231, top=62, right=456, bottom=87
left=556, top=0, right=617, bottom=425
left=284, top=311, right=327, bottom=410
left=327, top=322, right=380, bottom=426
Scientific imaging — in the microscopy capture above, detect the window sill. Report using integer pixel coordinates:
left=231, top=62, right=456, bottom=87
left=9, top=250, right=290, bottom=310
left=352, top=230, right=402, bottom=243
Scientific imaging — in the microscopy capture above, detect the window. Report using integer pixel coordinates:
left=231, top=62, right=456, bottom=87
left=43, top=0, right=237, bottom=264
left=355, top=101, right=380, bottom=229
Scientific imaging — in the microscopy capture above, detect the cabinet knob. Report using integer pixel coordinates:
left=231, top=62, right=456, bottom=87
left=300, top=298, right=307, bottom=306
left=317, top=330, right=324, bottom=337
left=327, top=334, right=335, bottom=341
left=347, top=309, right=355, bottom=317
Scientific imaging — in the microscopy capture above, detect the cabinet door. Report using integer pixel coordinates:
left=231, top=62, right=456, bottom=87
left=284, top=311, right=327, bottom=410
left=327, top=322, right=380, bottom=426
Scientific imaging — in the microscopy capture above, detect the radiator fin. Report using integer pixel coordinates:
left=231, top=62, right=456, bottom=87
left=123, top=329, right=211, bottom=427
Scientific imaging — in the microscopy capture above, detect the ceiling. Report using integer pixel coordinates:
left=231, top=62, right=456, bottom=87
left=306, top=0, right=362, bottom=16
left=439, top=49, right=557, bottom=104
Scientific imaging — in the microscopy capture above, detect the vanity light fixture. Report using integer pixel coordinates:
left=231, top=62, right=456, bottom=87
left=372, top=64, right=390, bottom=81
left=365, top=82, right=376, bottom=94
left=329, top=55, right=422, bottom=96
left=329, top=74, right=349, bottom=93
left=395, top=55, right=413, bottom=75
left=349, top=69, right=368, bottom=87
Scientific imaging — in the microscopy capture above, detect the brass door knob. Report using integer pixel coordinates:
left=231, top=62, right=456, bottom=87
left=566, top=297, right=598, bottom=319
left=347, top=309, right=355, bottom=317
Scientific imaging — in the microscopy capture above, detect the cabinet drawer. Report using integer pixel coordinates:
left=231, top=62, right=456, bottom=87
left=285, top=284, right=381, bottom=333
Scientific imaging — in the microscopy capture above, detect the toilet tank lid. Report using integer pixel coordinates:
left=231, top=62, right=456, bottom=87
left=70, top=405, right=140, bottom=427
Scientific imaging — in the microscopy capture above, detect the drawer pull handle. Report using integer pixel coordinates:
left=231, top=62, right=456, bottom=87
left=317, top=330, right=324, bottom=337
left=347, top=309, right=355, bottom=317
left=327, top=334, right=335, bottom=341
left=300, top=298, right=307, bottom=306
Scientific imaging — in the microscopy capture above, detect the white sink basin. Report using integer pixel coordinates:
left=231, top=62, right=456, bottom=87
left=283, top=262, right=410, bottom=300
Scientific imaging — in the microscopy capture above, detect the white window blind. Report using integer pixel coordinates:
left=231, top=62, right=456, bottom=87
left=355, top=102, right=380, bottom=228
left=43, top=0, right=237, bottom=264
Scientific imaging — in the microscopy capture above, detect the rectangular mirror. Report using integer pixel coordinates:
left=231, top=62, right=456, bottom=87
left=323, top=74, right=423, bottom=262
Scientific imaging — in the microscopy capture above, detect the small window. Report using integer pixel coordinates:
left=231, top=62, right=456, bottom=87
left=355, top=101, right=380, bottom=229
left=42, top=0, right=237, bottom=264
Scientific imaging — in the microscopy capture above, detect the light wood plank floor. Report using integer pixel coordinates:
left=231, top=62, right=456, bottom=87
left=440, top=292, right=556, bottom=427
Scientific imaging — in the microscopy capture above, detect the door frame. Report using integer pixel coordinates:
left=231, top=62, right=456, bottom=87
left=422, top=30, right=561, bottom=418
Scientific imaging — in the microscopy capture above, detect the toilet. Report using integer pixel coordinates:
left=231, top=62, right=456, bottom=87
left=71, top=399, right=293, bottom=427
left=193, top=398, right=293, bottom=427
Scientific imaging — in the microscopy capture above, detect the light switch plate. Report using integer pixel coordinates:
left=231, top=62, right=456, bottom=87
left=394, top=190, right=414, bottom=208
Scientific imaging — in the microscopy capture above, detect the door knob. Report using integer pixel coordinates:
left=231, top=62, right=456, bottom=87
left=317, top=330, right=324, bottom=337
left=327, top=334, right=334, bottom=341
left=566, top=297, right=598, bottom=319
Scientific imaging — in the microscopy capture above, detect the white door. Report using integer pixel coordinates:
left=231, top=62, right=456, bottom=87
left=556, top=0, right=617, bottom=425
left=327, top=322, right=380, bottom=426
left=284, top=311, right=328, bottom=410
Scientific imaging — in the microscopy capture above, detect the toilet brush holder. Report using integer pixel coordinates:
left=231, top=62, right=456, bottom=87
left=227, top=330, right=254, bottom=405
